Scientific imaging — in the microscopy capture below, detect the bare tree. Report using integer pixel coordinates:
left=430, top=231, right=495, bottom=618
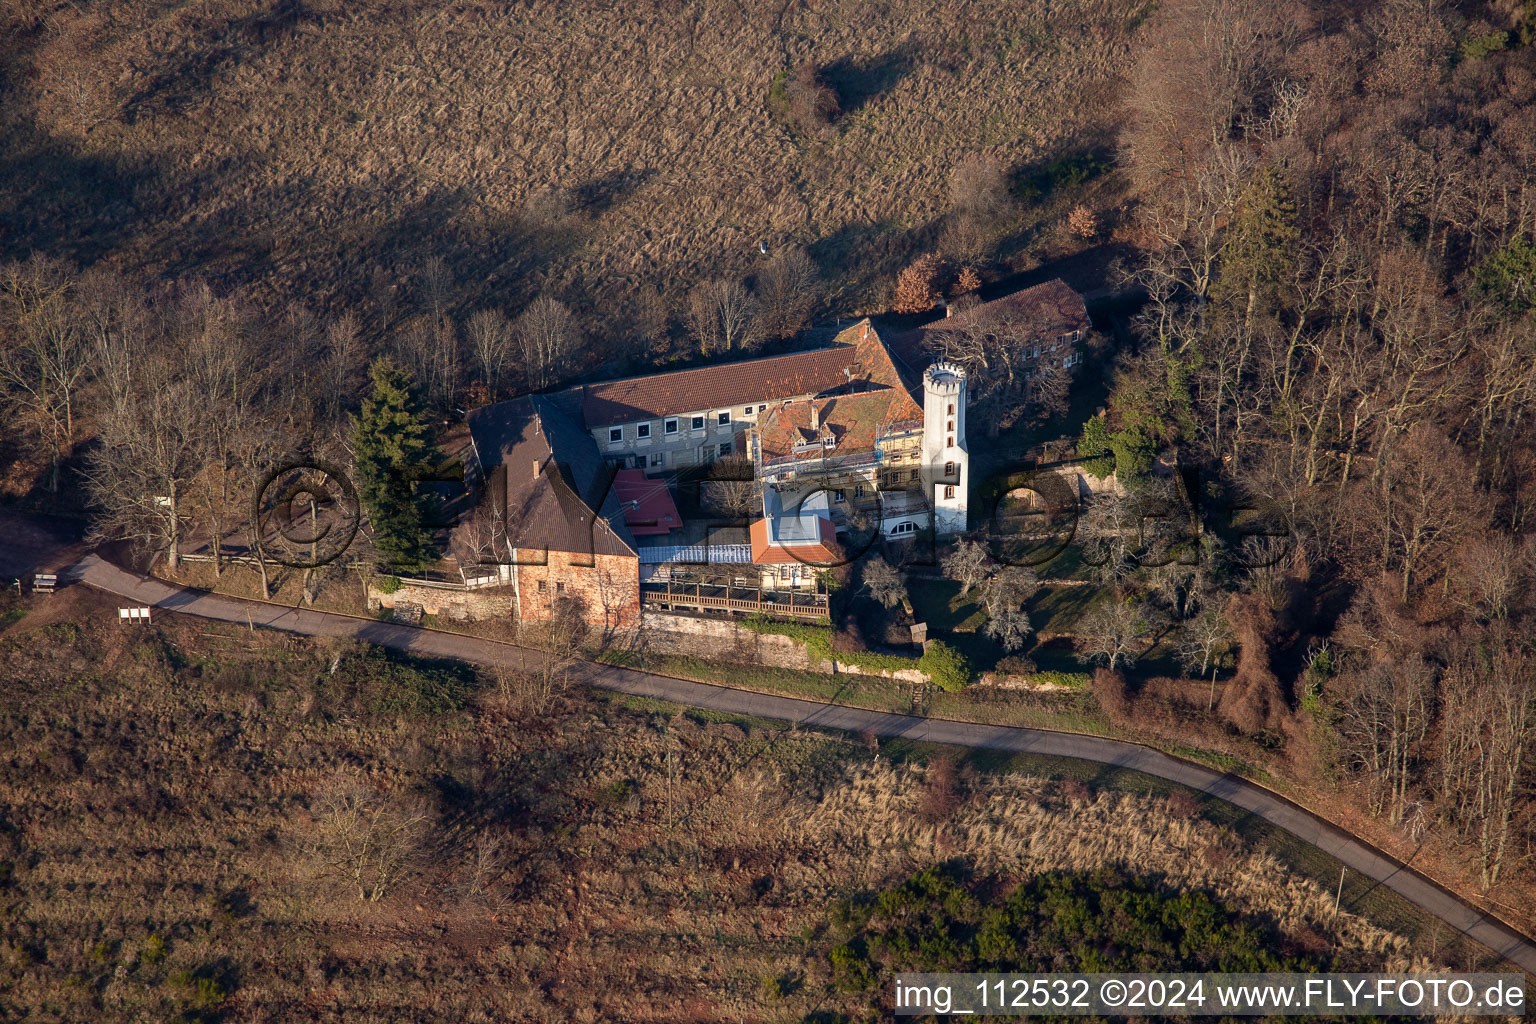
left=701, top=457, right=762, bottom=520
left=417, top=255, right=454, bottom=322
left=941, top=537, right=992, bottom=593
left=515, top=296, right=580, bottom=390
left=782, top=61, right=840, bottom=131
left=0, top=256, right=90, bottom=491
left=862, top=556, right=907, bottom=609
left=983, top=606, right=1032, bottom=652
left=450, top=501, right=510, bottom=571
left=86, top=353, right=205, bottom=570
left=1451, top=533, right=1523, bottom=620
left=1177, top=602, right=1233, bottom=677
left=1336, top=656, right=1435, bottom=824
left=949, top=153, right=1012, bottom=223
left=687, top=279, right=757, bottom=355
left=1076, top=599, right=1158, bottom=670
left=311, top=783, right=432, bottom=903
left=1437, top=630, right=1534, bottom=889
left=322, top=311, right=367, bottom=424
left=982, top=564, right=1040, bottom=612
left=1371, top=424, right=1487, bottom=601
left=754, top=246, right=819, bottom=342
left=466, top=308, right=515, bottom=399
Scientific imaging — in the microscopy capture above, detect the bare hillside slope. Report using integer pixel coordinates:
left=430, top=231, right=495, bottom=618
left=2, top=0, right=1134, bottom=320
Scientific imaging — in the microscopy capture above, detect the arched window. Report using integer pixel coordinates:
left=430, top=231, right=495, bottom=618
left=890, top=521, right=916, bottom=536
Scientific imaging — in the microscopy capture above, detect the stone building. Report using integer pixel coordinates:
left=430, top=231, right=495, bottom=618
left=464, top=394, right=642, bottom=630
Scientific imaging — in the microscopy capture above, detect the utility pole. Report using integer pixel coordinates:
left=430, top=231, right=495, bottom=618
left=1334, top=866, right=1346, bottom=916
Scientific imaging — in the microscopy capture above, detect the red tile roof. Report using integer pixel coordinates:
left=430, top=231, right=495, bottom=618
left=612, top=469, right=682, bottom=536
left=575, top=320, right=916, bottom=427
left=749, top=516, right=842, bottom=565
left=755, top=388, right=922, bottom=464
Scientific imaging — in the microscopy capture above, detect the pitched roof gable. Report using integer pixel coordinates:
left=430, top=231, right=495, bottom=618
left=572, top=319, right=916, bottom=427
left=465, top=396, right=636, bottom=558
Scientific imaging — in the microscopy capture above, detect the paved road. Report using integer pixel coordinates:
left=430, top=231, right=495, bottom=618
left=67, top=553, right=1536, bottom=975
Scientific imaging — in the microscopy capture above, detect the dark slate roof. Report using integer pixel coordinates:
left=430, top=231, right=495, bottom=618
left=465, top=395, right=636, bottom=559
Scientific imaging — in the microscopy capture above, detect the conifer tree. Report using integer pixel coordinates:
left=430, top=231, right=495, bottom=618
left=352, top=357, right=439, bottom=570
left=1213, top=167, right=1298, bottom=327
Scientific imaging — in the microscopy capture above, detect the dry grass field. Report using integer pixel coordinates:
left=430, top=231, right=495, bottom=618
left=0, top=592, right=1456, bottom=1023
left=2, top=0, right=1136, bottom=326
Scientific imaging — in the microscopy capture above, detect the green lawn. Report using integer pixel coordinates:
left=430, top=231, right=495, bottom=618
left=1026, top=583, right=1106, bottom=635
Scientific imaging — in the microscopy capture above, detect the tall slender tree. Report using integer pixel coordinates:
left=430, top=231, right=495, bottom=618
left=352, top=358, right=440, bottom=570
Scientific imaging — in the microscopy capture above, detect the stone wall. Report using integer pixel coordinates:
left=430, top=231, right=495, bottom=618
left=369, top=550, right=640, bottom=629
left=638, top=611, right=928, bottom=683
left=370, top=582, right=512, bottom=621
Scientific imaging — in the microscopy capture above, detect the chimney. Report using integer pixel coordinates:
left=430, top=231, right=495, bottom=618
left=810, top=403, right=820, bottom=433
left=532, top=459, right=541, bottom=480
left=943, top=299, right=953, bottom=318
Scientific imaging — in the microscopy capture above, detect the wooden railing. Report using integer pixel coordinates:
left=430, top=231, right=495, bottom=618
left=642, top=581, right=829, bottom=619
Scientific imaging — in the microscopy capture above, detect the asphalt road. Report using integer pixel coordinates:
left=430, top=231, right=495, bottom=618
left=62, top=552, right=1536, bottom=975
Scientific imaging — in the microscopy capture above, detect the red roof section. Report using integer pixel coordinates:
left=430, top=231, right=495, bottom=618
left=749, top=516, right=842, bottom=565
left=575, top=320, right=917, bottom=427
left=612, top=469, right=682, bottom=536
left=755, top=389, right=922, bottom=463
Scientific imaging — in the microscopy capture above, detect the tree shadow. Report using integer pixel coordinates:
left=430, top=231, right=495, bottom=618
left=821, top=41, right=921, bottom=115
left=571, top=167, right=656, bottom=217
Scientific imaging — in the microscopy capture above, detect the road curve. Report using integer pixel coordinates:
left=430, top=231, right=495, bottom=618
left=68, top=553, right=1536, bottom=975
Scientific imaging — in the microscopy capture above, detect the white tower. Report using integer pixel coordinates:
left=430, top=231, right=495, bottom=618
left=921, top=361, right=968, bottom=535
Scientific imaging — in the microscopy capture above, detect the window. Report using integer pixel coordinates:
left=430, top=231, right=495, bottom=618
left=719, top=442, right=732, bottom=457
left=946, top=436, right=954, bottom=449
left=650, top=451, right=665, bottom=467
left=608, top=426, right=623, bottom=443
left=854, top=484, right=865, bottom=498
left=891, top=521, right=916, bottom=536
left=556, top=581, right=566, bottom=594
left=947, top=403, right=954, bottom=415
left=909, top=468, right=920, bottom=481
left=743, top=406, right=752, bottom=417
left=758, top=404, right=767, bottom=413
left=636, top=422, right=651, bottom=439
left=944, top=461, right=955, bottom=477
left=537, top=580, right=548, bottom=594
left=946, top=420, right=954, bottom=433
left=718, top=411, right=730, bottom=425
left=691, top=415, right=705, bottom=430
left=664, top=418, right=678, bottom=435
left=944, top=485, right=956, bottom=499
left=834, top=489, right=846, bottom=502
